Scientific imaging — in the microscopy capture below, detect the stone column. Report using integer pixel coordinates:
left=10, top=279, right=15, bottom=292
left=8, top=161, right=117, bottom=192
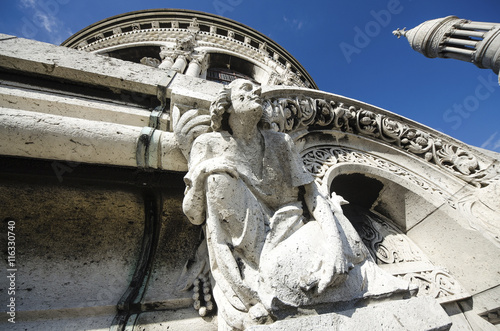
left=158, top=55, right=175, bottom=70
left=171, top=54, right=188, bottom=73
left=185, top=53, right=207, bottom=77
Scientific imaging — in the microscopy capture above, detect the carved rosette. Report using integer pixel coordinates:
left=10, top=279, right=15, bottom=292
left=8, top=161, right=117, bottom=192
left=263, top=95, right=498, bottom=187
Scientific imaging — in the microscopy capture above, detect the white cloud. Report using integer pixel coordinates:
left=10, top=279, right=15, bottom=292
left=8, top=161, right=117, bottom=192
left=17, top=0, right=72, bottom=44
left=20, top=0, right=37, bottom=8
left=481, top=131, right=497, bottom=148
left=282, top=16, right=304, bottom=31
left=34, top=11, right=56, bottom=33
left=481, top=131, right=500, bottom=151
left=493, top=139, right=500, bottom=151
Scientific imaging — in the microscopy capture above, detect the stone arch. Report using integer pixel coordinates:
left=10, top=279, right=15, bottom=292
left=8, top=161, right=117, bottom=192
left=301, top=145, right=450, bottom=232
left=299, top=145, right=471, bottom=305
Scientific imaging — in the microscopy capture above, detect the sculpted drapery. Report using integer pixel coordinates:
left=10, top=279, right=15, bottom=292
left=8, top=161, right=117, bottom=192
left=175, top=79, right=410, bottom=330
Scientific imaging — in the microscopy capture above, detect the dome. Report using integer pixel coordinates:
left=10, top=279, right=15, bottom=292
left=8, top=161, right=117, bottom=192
left=61, top=9, right=317, bottom=89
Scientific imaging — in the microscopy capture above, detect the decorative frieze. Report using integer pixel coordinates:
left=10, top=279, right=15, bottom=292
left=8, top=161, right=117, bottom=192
left=395, top=268, right=470, bottom=304
left=352, top=212, right=424, bottom=264
left=301, top=146, right=449, bottom=200
left=264, top=94, right=498, bottom=187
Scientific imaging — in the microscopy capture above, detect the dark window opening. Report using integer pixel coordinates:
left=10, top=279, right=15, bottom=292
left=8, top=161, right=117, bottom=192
left=106, top=46, right=162, bottom=64
left=207, top=68, right=255, bottom=85
left=234, top=34, right=245, bottom=43
left=217, top=28, right=228, bottom=36
left=330, top=173, right=383, bottom=210
left=206, top=53, right=258, bottom=85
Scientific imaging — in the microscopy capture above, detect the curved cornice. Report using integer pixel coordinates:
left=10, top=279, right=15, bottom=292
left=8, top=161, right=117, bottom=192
left=61, top=8, right=317, bottom=89
left=259, top=87, right=500, bottom=188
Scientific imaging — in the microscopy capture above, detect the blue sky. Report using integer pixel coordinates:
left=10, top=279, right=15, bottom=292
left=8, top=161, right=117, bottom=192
left=1, top=0, right=500, bottom=152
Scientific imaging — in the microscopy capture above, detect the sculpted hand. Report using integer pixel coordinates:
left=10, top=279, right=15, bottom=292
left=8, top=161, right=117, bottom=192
left=300, top=251, right=351, bottom=294
left=318, top=251, right=351, bottom=293
left=202, top=160, right=240, bottom=179
left=189, top=158, right=239, bottom=192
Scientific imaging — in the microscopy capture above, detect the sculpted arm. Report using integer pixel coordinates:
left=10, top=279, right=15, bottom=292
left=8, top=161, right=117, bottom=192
left=182, top=137, right=239, bottom=225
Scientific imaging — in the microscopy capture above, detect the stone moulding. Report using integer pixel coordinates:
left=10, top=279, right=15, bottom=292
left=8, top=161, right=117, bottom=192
left=61, top=10, right=316, bottom=89
left=260, top=88, right=500, bottom=188
left=283, top=143, right=472, bottom=304
left=301, top=146, right=450, bottom=201
left=76, top=27, right=308, bottom=88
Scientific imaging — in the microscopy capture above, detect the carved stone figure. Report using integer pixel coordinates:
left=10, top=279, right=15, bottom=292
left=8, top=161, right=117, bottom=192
left=175, top=79, right=412, bottom=330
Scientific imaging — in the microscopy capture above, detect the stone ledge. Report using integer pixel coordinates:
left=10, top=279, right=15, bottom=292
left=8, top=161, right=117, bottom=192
left=0, top=33, right=174, bottom=96
left=247, top=297, right=451, bottom=331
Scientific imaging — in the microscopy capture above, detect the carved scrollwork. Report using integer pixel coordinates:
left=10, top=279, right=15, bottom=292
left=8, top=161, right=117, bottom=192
left=353, top=213, right=424, bottom=264
left=397, top=269, right=470, bottom=303
left=301, top=146, right=449, bottom=200
left=338, top=206, right=469, bottom=304
left=264, top=95, right=497, bottom=187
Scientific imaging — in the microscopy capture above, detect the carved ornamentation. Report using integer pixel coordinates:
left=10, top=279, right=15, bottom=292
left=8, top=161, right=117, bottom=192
left=456, top=192, right=500, bottom=248
left=175, top=80, right=413, bottom=329
left=301, top=146, right=449, bottom=200
left=264, top=95, right=497, bottom=187
left=396, top=269, right=470, bottom=304
left=71, top=15, right=312, bottom=88
left=188, top=18, right=200, bottom=33
left=353, top=213, right=424, bottom=264
left=344, top=209, right=469, bottom=303
left=140, top=57, right=161, bottom=68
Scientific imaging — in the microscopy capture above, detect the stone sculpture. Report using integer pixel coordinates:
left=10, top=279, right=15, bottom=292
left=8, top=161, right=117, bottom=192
left=175, top=79, right=412, bottom=330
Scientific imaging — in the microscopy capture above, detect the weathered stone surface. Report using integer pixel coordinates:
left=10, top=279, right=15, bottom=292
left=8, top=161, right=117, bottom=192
left=133, top=308, right=218, bottom=331
left=175, top=80, right=414, bottom=330
left=0, top=107, right=186, bottom=171
left=0, top=85, right=151, bottom=127
left=394, top=17, right=500, bottom=76
left=0, top=181, right=144, bottom=326
left=407, top=203, right=500, bottom=295
left=0, top=33, right=173, bottom=96
left=1, top=9, right=500, bottom=331
left=247, top=297, right=451, bottom=331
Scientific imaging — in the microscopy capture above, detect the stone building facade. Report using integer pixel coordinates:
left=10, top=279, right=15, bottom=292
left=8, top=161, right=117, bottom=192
left=0, top=9, right=499, bottom=330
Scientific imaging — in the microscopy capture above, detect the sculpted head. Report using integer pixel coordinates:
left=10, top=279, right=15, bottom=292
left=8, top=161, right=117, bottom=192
left=209, top=79, right=263, bottom=132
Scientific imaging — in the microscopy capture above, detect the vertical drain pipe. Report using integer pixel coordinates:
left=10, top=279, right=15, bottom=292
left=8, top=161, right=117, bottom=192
left=110, top=72, right=175, bottom=331
left=110, top=190, right=162, bottom=331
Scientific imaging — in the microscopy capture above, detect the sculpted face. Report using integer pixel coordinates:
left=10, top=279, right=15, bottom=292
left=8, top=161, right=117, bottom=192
left=229, top=79, right=263, bottom=121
